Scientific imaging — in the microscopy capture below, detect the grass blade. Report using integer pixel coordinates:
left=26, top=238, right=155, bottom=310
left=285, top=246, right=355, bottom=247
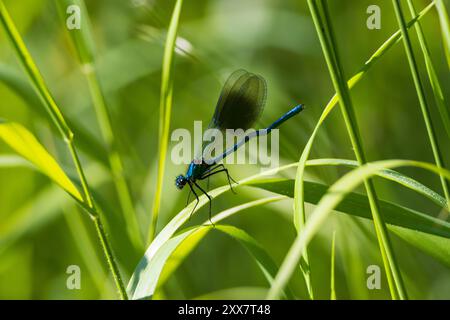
left=128, top=158, right=450, bottom=299
left=0, top=1, right=71, bottom=139
left=307, top=0, right=406, bottom=299
left=0, top=1, right=127, bottom=298
left=295, top=0, right=435, bottom=228
left=127, top=197, right=288, bottom=300
left=293, top=2, right=434, bottom=299
left=248, top=179, right=450, bottom=238
left=129, top=162, right=297, bottom=286
left=330, top=231, right=336, bottom=300
left=305, top=158, right=448, bottom=209
left=406, top=1, right=450, bottom=140
left=148, top=0, right=184, bottom=244
left=393, top=0, right=450, bottom=206
left=267, top=159, right=450, bottom=300
left=436, top=0, right=450, bottom=68
left=0, top=121, right=82, bottom=200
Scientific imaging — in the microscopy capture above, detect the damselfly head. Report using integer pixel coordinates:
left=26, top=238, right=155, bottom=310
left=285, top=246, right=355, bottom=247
left=175, top=175, right=187, bottom=190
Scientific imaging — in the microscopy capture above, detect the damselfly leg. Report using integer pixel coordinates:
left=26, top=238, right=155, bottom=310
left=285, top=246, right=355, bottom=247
left=187, top=182, right=200, bottom=220
left=186, top=181, right=215, bottom=226
left=193, top=181, right=214, bottom=225
left=200, top=164, right=238, bottom=194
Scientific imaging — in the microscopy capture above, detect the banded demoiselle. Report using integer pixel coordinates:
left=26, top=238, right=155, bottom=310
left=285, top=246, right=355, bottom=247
left=175, top=69, right=304, bottom=221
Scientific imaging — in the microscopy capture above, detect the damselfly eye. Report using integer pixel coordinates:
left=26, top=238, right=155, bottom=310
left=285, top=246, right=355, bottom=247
left=175, top=175, right=187, bottom=190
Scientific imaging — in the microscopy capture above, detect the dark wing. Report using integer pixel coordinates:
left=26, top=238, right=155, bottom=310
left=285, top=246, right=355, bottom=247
left=208, top=69, right=267, bottom=131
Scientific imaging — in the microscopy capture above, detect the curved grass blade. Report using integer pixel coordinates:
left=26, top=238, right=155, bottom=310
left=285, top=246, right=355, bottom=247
left=311, top=0, right=407, bottom=300
left=127, top=197, right=287, bottom=300
left=294, top=0, right=435, bottom=226
left=305, top=158, right=448, bottom=209
left=249, top=176, right=450, bottom=265
left=0, top=127, right=112, bottom=296
left=294, top=0, right=435, bottom=300
left=0, top=121, right=82, bottom=201
left=128, top=154, right=448, bottom=298
left=0, top=1, right=128, bottom=298
left=248, top=179, right=450, bottom=238
left=128, top=159, right=450, bottom=299
left=162, top=222, right=293, bottom=300
left=293, top=0, right=434, bottom=294
left=130, top=162, right=297, bottom=289
left=267, top=159, right=450, bottom=300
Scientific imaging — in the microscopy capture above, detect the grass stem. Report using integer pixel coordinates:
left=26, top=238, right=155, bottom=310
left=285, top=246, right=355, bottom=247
left=330, top=231, right=336, bottom=300
left=307, top=0, right=407, bottom=299
left=0, top=0, right=127, bottom=299
left=293, top=0, right=434, bottom=301
left=392, top=0, right=450, bottom=208
left=405, top=1, right=450, bottom=141
left=435, top=0, right=450, bottom=68
left=93, top=215, right=128, bottom=299
left=148, top=0, right=184, bottom=244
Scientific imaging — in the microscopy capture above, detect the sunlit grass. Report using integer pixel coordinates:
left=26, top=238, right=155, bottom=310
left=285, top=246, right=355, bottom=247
left=0, top=0, right=449, bottom=301
left=0, top=0, right=128, bottom=299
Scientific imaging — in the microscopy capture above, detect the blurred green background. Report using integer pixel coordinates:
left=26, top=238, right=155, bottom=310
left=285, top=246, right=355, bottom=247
left=0, top=0, right=449, bottom=299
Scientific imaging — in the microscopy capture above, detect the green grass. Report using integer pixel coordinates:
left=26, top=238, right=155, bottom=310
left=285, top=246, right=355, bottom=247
left=304, top=0, right=405, bottom=300
left=149, top=0, right=184, bottom=244
left=393, top=0, right=450, bottom=207
left=435, top=0, right=450, bottom=68
left=56, top=0, right=143, bottom=252
left=0, top=0, right=127, bottom=299
left=0, top=0, right=449, bottom=300
left=330, top=231, right=336, bottom=300
left=267, top=159, right=450, bottom=299
left=406, top=1, right=450, bottom=141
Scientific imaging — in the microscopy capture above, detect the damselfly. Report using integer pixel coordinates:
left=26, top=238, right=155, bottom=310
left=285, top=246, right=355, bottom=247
left=175, top=69, right=304, bottom=221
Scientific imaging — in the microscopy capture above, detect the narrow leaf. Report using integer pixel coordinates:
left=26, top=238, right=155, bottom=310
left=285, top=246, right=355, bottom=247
left=0, top=121, right=82, bottom=201
left=128, top=197, right=287, bottom=300
left=267, top=159, right=450, bottom=299
left=248, top=179, right=450, bottom=239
